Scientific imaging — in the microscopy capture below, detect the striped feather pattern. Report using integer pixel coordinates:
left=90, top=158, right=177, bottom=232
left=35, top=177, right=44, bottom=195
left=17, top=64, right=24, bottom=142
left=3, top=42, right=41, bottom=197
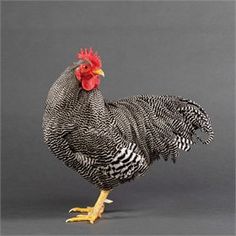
left=43, top=63, right=214, bottom=190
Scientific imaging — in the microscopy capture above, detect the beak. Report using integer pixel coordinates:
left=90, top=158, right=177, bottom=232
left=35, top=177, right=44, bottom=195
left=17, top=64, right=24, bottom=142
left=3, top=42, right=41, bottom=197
left=93, top=68, right=105, bottom=77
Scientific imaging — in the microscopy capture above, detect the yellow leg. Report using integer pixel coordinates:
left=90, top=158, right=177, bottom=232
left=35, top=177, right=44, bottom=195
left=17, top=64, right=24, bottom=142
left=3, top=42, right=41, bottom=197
left=66, top=190, right=110, bottom=224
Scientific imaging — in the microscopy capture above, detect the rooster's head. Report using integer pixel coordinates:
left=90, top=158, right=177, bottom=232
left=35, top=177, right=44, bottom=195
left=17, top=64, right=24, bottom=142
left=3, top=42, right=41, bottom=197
left=74, top=48, right=105, bottom=91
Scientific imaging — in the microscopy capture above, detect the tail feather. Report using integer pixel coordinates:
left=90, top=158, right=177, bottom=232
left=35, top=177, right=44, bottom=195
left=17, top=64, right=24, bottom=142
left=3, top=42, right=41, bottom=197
left=174, top=135, right=193, bottom=151
left=177, top=97, right=214, bottom=145
left=138, top=95, right=214, bottom=162
left=111, top=94, right=214, bottom=164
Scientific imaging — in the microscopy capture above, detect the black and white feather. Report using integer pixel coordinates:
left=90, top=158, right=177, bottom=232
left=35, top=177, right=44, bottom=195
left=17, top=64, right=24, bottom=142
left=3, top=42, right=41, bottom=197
left=43, top=63, right=214, bottom=190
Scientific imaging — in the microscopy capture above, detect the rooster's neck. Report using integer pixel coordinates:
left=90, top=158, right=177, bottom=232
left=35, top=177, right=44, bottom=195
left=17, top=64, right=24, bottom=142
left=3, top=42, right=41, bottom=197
left=77, top=88, right=107, bottom=119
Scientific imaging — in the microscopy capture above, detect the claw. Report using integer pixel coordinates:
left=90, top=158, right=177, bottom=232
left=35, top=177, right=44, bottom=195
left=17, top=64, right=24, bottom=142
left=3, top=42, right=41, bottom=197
left=104, top=199, right=113, bottom=204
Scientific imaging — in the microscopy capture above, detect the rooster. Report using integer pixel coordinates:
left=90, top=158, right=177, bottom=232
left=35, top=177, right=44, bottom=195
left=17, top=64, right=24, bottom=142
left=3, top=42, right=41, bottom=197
left=43, top=48, right=214, bottom=224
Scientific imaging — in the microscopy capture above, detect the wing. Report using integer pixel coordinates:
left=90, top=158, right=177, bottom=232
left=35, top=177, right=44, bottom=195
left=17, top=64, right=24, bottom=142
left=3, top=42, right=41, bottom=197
left=99, top=142, right=148, bottom=183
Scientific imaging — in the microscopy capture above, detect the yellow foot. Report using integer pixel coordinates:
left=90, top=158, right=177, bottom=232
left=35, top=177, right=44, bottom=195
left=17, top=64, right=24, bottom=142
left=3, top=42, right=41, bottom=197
left=66, top=206, right=104, bottom=224
left=67, top=204, right=105, bottom=224
left=66, top=190, right=110, bottom=224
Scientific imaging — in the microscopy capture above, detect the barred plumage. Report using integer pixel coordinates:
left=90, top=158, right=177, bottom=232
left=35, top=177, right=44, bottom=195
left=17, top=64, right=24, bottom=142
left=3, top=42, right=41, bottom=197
left=43, top=62, right=214, bottom=190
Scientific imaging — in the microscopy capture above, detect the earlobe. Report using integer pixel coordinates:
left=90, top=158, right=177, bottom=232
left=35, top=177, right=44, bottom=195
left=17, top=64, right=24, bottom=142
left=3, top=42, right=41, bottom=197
left=74, top=67, right=81, bottom=81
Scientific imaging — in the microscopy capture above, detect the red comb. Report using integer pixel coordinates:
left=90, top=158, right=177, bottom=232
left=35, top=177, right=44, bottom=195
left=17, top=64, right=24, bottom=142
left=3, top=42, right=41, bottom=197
left=77, top=48, right=102, bottom=68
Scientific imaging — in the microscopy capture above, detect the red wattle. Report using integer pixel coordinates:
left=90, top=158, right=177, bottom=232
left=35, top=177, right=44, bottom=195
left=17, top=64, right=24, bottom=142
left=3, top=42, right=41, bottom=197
left=82, top=77, right=100, bottom=91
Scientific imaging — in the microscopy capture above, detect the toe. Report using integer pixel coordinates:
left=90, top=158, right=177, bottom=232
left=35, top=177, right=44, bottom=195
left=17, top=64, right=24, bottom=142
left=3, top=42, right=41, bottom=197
left=69, top=207, right=93, bottom=213
left=66, top=215, right=97, bottom=224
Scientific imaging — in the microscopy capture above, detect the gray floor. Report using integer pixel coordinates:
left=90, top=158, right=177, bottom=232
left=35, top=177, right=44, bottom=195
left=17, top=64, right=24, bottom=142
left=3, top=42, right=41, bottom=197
left=2, top=186, right=235, bottom=235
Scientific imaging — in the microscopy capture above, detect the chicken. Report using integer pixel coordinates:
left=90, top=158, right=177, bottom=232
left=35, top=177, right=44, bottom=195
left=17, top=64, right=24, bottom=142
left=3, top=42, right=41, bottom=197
left=42, top=48, right=214, bottom=224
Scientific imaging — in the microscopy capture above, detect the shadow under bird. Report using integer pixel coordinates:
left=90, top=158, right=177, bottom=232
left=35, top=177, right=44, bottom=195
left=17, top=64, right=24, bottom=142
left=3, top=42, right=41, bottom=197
left=42, top=48, right=214, bottom=224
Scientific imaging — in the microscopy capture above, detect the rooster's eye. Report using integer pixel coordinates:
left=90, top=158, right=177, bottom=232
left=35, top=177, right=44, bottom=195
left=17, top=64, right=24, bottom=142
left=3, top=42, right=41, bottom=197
left=80, top=64, right=90, bottom=72
left=82, top=64, right=90, bottom=70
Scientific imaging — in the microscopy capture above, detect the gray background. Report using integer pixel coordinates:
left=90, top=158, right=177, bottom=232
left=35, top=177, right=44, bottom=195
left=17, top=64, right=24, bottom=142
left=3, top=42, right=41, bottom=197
left=1, top=1, right=235, bottom=235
